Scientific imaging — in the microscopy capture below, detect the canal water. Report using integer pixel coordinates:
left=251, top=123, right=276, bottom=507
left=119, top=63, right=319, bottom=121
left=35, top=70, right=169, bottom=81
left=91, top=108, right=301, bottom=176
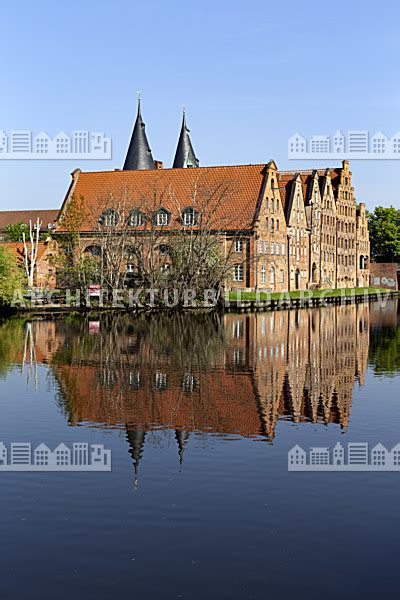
left=0, top=300, right=399, bottom=599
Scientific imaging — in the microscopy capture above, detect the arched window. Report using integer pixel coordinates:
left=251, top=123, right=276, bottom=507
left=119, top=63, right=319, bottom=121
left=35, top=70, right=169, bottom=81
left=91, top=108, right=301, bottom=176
left=100, top=208, right=119, bottom=227
left=271, top=218, right=275, bottom=232
left=270, top=199, right=274, bottom=212
left=84, top=245, right=101, bottom=257
left=182, top=207, right=198, bottom=226
left=276, top=219, right=279, bottom=231
left=128, top=209, right=144, bottom=227
left=156, top=209, right=170, bottom=227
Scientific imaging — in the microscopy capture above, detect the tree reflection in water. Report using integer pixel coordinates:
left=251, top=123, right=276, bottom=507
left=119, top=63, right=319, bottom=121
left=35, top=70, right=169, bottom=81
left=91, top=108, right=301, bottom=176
left=0, top=300, right=398, bottom=479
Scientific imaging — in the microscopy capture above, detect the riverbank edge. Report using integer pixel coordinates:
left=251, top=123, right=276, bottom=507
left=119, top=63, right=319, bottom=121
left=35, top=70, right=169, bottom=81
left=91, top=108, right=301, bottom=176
left=1, top=288, right=398, bottom=318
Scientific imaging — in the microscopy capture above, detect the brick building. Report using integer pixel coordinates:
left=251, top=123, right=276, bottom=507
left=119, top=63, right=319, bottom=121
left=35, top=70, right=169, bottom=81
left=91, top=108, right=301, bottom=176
left=0, top=101, right=370, bottom=291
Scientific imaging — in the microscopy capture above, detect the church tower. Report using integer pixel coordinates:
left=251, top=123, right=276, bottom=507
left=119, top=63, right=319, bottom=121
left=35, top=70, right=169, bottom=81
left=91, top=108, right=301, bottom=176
left=123, top=95, right=155, bottom=170
left=173, top=109, right=199, bottom=168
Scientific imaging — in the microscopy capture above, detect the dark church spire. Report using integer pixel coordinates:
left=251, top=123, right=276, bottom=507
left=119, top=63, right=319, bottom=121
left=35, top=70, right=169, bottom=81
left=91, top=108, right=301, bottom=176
left=126, top=425, right=147, bottom=487
left=172, top=108, right=199, bottom=168
left=123, top=94, right=155, bottom=171
left=175, top=429, right=190, bottom=465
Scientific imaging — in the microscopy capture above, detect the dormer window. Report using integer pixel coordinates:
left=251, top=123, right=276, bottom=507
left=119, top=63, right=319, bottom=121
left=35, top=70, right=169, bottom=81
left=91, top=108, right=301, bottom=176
left=100, top=208, right=119, bottom=227
left=156, top=209, right=170, bottom=226
left=128, top=209, right=144, bottom=227
left=182, top=207, right=197, bottom=226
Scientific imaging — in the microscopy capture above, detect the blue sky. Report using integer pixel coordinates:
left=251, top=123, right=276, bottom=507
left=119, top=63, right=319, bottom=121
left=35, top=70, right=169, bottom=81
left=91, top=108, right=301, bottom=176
left=1, top=0, right=399, bottom=211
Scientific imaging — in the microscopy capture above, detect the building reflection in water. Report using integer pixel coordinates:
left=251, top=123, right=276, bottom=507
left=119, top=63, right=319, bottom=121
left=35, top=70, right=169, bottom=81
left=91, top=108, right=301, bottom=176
left=12, top=300, right=398, bottom=480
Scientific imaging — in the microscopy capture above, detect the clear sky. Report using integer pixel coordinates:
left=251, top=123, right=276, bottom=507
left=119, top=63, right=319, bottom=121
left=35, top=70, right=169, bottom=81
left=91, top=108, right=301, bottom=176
left=1, top=0, right=399, bottom=211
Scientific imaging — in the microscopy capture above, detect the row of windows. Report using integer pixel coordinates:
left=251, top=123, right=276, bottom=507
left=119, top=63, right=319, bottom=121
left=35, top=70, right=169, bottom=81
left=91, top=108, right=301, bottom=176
left=85, top=243, right=171, bottom=258
left=338, top=204, right=354, bottom=217
left=260, top=266, right=285, bottom=285
left=100, top=207, right=198, bottom=228
left=338, top=238, right=355, bottom=250
left=259, top=241, right=286, bottom=255
left=338, top=254, right=355, bottom=267
left=265, top=217, right=280, bottom=232
left=265, top=197, right=280, bottom=212
left=338, top=221, right=355, bottom=234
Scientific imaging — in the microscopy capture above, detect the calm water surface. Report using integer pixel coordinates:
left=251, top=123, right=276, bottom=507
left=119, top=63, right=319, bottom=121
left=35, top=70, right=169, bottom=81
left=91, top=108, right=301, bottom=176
left=0, top=301, right=399, bottom=599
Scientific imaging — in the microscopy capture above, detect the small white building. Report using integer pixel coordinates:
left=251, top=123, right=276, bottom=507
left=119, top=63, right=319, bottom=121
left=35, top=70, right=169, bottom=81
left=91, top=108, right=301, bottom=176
left=371, top=131, right=388, bottom=155
left=333, top=442, right=344, bottom=465
left=91, top=444, right=111, bottom=467
left=34, top=131, right=51, bottom=154
left=54, top=131, right=71, bottom=154
left=90, top=132, right=110, bottom=155
left=73, top=442, right=89, bottom=465
left=11, top=131, right=32, bottom=153
left=332, top=130, right=345, bottom=153
left=0, top=442, right=7, bottom=465
left=34, top=443, right=51, bottom=466
left=371, top=443, right=389, bottom=466
left=0, top=130, right=8, bottom=153
left=288, top=133, right=307, bottom=155
left=310, top=447, right=330, bottom=465
left=52, top=443, right=71, bottom=466
left=310, top=136, right=330, bottom=153
left=73, top=131, right=89, bottom=153
left=348, top=442, right=368, bottom=465
left=348, top=131, right=368, bottom=153
left=390, top=132, right=400, bottom=155
left=390, top=443, right=400, bottom=466
left=288, top=444, right=306, bottom=466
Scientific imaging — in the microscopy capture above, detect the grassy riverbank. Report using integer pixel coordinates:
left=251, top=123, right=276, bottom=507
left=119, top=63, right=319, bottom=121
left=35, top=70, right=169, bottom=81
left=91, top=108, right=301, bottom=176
left=228, top=287, right=393, bottom=301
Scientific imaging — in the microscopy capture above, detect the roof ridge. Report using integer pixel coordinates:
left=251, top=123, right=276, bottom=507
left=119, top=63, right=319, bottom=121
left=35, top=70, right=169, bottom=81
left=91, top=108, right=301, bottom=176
left=79, top=163, right=269, bottom=175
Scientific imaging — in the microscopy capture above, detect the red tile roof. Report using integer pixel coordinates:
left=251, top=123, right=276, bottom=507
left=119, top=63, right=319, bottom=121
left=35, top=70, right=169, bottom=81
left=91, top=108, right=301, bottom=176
left=0, top=210, right=59, bottom=232
left=58, top=165, right=268, bottom=232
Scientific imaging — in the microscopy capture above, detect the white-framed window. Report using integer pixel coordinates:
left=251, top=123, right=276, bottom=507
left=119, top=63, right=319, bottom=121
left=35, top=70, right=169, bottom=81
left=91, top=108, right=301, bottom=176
left=270, top=267, right=275, bottom=286
left=182, top=207, right=197, bottom=226
left=129, top=210, right=143, bottom=227
left=261, top=265, right=266, bottom=285
left=235, top=240, right=243, bottom=252
left=101, top=209, right=119, bottom=227
left=126, top=264, right=135, bottom=274
left=282, top=243, right=285, bottom=254
left=271, top=242, right=274, bottom=255
left=276, top=244, right=280, bottom=255
left=279, top=270, right=284, bottom=283
left=233, top=264, right=244, bottom=282
left=156, top=209, right=169, bottom=226
left=259, top=240, right=263, bottom=254
left=264, top=241, right=268, bottom=254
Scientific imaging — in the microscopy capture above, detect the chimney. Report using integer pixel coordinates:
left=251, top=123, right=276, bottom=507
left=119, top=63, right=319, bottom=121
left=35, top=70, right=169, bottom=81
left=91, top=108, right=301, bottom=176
left=154, top=160, right=163, bottom=170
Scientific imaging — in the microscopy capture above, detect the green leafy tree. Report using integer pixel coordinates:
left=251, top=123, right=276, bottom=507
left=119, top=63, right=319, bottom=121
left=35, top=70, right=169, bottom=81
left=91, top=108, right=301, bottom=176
left=4, top=222, right=29, bottom=242
left=0, top=246, right=26, bottom=307
left=368, top=206, right=400, bottom=262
